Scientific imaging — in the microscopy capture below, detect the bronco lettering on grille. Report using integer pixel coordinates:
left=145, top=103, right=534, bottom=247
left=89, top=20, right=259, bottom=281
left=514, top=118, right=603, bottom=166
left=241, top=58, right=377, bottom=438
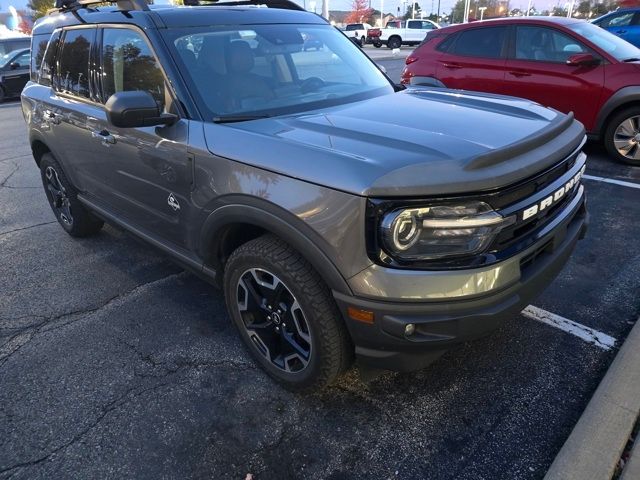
left=521, top=165, right=586, bottom=221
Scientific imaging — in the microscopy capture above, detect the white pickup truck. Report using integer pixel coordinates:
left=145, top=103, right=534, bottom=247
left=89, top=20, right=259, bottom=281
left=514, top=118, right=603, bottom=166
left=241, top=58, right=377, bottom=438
left=343, top=23, right=373, bottom=47
left=372, top=19, right=439, bottom=49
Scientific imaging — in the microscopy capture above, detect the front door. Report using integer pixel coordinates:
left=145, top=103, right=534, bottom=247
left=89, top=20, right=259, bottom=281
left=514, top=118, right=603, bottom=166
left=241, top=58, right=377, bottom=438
left=2, top=50, right=31, bottom=96
left=502, top=25, right=605, bottom=129
left=436, top=25, right=509, bottom=94
left=86, top=26, right=192, bottom=248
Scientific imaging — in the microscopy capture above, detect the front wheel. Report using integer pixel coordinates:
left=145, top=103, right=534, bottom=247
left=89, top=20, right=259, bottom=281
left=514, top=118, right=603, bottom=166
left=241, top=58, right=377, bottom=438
left=604, top=107, right=640, bottom=166
left=223, top=235, right=352, bottom=391
left=373, top=41, right=382, bottom=48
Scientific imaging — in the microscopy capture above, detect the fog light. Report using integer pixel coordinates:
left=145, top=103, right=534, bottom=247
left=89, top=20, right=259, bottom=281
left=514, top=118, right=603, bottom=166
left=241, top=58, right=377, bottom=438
left=404, top=323, right=416, bottom=336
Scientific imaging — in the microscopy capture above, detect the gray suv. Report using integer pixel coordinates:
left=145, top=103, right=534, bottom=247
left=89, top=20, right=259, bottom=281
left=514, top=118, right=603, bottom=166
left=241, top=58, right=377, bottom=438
left=23, top=0, right=588, bottom=390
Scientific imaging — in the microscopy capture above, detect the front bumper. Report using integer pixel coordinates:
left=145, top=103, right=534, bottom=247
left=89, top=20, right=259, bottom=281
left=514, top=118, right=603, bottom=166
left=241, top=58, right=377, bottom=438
left=333, top=188, right=588, bottom=371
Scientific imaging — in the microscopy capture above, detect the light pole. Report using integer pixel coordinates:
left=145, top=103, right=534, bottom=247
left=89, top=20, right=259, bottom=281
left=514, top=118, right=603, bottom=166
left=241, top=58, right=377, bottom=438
left=478, top=6, right=487, bottom=19
left=463, top=0, right=471, bottom=22
left=526, top=0, right=532, bottom=15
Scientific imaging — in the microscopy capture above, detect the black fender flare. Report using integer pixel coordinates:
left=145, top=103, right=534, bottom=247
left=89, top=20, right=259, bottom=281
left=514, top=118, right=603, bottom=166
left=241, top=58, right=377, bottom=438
left=594, top=86, right=640, bottom=135
left=199, top=198, right=353, bottom=296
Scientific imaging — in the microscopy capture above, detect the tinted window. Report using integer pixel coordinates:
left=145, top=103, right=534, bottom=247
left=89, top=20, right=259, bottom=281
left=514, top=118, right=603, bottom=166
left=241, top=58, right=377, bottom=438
left=452, top=27, right=506, bottom=58
left=407, top=21, right=422, bottom=29
left=515, top=26, right=586, bottom=62
left=13, top=51, right=30, bottom=68
left=31, top=34, right=50, bottom=80
left=55, top=29, right=94, bottom=99
left=39, top=31, right=61, bottom=87
left=346, top=24, right=363, bottom=31
left=101, top=28, right=165, bottom=108
left=597, top=12, right=635, bottom=28
left=436, top=33, right=457, bottom=52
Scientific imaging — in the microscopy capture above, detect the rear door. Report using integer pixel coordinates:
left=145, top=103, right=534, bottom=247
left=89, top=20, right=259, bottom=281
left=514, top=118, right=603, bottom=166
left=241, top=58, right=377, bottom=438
left=436, top=25, right=509, bottom=93
left=1, top=50, right=30, bottom=96
left=502, top=25, right=604, bottom=129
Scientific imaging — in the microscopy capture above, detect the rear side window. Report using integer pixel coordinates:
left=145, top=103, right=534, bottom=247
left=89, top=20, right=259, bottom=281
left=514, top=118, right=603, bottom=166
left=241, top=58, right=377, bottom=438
left=101, top=28, right=165, bottom=108
left=451, top=27, right=507, bottom=58
left=55, top=28, right=95, bottom=99
left=436, top=33, right=457, bottom=52
left=39, top=31, right=61, bottom=87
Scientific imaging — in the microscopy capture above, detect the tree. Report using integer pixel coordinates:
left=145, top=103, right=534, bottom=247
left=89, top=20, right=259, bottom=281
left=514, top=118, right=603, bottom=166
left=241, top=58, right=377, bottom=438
left=450, top=0, right=466, bottom=23
left=28, top=0, right=55, bottom=19
left=345, top=0, right=374, bottom=24
left=550, top=5, right=567, bottom=15
left=576, top=0, right=591, bottom=17
left=402, top=2, right=422, bottom=19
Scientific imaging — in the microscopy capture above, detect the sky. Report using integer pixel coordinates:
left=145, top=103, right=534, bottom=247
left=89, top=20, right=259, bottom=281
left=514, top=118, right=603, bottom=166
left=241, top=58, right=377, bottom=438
left=0, top=0, right=580, bottom=20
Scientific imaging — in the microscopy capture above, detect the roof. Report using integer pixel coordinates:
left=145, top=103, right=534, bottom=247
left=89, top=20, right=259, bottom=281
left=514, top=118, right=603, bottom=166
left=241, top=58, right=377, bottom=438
left=440, top=16, right=584, bottom=33
left=33, top=3, right=326, bottom=35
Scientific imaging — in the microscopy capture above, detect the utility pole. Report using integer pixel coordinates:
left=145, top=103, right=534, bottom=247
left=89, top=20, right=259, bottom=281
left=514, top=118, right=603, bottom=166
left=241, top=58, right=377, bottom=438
left=322, top=0, right=328, bottom=20
left=463, top=0, right=470, bottom=22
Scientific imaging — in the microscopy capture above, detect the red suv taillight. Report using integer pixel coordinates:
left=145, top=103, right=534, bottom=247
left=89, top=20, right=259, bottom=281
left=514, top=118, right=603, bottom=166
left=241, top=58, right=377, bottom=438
left=406, top=55, right=419, bottom=65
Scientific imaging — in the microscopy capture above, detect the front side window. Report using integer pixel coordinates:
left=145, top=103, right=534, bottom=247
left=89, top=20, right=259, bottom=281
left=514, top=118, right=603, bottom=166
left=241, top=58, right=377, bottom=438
left=515, top=26, right=586, bottom=63
left=31, top=35, right=50, bottom=80
left=55, top=28, right=95, bottom=99
left=101, top=28, right=165, bottom=108
left=164, top=24, right=392, bottom=120
left=451, top=27, right=507, bottom=58
left=569, top=22, right=640, bottom=61
left=13, top=51, right=30, bottom=68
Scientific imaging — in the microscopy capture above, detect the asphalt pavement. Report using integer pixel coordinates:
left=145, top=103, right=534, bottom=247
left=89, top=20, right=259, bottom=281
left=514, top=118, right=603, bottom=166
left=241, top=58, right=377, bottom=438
left=1, top=63, right=639, bottom=480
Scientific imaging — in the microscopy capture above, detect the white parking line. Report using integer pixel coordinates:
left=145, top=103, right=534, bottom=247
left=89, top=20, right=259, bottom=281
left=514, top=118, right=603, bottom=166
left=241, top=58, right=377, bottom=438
left=583, top=174, right=640, bottom=190
left=522, top=305, right=617, bottom=351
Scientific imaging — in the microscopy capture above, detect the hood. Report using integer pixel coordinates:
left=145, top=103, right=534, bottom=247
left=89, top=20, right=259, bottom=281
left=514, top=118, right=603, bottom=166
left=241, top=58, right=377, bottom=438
left=202, top=88, right=585, bottom=197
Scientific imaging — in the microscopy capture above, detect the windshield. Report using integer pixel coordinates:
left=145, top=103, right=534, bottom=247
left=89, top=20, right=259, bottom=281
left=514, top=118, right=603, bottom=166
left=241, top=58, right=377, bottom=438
left=568, top=22, right=640, bottom=61
left=164, top=24, right=393, bottom=120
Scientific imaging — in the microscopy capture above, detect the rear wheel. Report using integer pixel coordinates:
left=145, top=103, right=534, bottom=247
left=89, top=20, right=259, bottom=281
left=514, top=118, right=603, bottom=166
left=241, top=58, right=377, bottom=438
left=388, top=36, right=402, bottom=49
left=39, top=153, right=104, bottom=237
left=360, top=36, right=366, bottom=46
left=604, top=106, right=640, bottom=166
left=0, top=85, right=5, bottom=103
left=223, top=234, right=352, bottom=391
left=373, top=41, right=382, bottom=48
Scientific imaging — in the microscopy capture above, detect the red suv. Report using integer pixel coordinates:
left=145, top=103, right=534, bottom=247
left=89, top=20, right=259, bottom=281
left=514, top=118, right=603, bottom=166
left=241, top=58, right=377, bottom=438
left=402, top=17, right=640, bottom=165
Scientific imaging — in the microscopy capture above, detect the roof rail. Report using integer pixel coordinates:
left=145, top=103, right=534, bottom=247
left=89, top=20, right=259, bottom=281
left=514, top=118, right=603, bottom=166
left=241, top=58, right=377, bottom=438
left=49, top=0, right=149, bottom=15
left=182, top=0, right=305, bottom=10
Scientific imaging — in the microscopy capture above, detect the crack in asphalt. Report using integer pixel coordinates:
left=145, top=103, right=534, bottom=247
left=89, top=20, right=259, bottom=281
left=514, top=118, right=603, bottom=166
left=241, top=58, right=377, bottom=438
left=0, top=162, right=19, bottom=187
left=0, top=272, right=186, bottom=368
left=0, top=221, right=57, bottom=238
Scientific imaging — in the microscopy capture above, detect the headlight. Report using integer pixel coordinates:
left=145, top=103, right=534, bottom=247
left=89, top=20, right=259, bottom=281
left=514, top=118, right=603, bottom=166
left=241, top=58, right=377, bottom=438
left=380, top=201, right=515, bottom=261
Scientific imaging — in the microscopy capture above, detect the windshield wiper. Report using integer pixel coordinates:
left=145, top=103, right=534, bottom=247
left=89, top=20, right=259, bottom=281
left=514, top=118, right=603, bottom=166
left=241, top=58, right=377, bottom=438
left=623, top=57, right=640, bottom=62
left=213, top=114, right=271, bottom=123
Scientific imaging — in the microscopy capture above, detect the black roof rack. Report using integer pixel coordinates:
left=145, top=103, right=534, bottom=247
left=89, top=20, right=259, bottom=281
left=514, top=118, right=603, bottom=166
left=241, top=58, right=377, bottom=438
left=182, top=0, right=304, bottom=10
left=49, top=0, right=149, bottom=15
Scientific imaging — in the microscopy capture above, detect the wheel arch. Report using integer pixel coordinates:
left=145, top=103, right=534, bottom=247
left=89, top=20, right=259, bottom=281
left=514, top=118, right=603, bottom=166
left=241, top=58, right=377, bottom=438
left=30, top=139, right=51, bottom=167
left=199, top=199, right=353, bottom=296
left=595, top=87, right=640, bottom=136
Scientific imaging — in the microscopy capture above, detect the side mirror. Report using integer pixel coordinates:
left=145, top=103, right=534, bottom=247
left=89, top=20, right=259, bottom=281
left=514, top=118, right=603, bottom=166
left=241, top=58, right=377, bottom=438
left=566, top=53, right=599, bottom=66
left=9, top=62, right=20, bottom=70
left=105, top=91, right=177, bottom=128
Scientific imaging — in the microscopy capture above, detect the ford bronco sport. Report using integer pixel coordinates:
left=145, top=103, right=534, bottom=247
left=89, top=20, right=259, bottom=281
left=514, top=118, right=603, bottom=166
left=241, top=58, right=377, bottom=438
left=23, top=0, right=588, bottom=390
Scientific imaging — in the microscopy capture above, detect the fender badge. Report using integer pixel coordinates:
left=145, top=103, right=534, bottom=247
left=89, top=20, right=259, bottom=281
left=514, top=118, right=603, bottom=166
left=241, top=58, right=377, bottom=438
left=167, top=193, right=181, bottom=211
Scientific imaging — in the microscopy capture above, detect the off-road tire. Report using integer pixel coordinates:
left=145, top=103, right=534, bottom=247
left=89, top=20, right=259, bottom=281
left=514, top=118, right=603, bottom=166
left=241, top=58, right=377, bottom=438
left=388, top=36, right=402, bottom=49
left=39, top=153, right=104, bottom=237
left=604, top=106, right=640, bottom=166
left=224, top=234, right=353, bottom=391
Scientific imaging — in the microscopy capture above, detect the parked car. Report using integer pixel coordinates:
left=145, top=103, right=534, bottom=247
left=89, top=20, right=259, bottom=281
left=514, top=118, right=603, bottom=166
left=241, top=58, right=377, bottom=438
left=0, top=48, right=30, bottom=102
left=592, top=8, right=640, bottom=47
left=344, top=22, right=372, bottom=46
left=0, top=37, right=30, bottom=57
left=25, top=0, right=587, bottom=390
left=402, top=17, right=640, bottom=165
left=375, top=19, right=439, bottom=48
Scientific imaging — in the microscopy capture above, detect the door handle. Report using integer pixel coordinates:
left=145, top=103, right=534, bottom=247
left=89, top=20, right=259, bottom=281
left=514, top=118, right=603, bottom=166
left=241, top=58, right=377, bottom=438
left=508, top=71, right=531, bottom=78
left=442, top=63, right=463, bottom=69
left=91, top=130, right=116, bottom=146
left=616, top=29, right=627, bottom=34
left=45, top=111, right=61, bottom=125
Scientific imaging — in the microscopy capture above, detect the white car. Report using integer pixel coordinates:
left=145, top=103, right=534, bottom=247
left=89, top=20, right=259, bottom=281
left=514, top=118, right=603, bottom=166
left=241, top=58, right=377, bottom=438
left=376, top=19, right=439, bottom=48
left=344, top=23, right=373, bottom=46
